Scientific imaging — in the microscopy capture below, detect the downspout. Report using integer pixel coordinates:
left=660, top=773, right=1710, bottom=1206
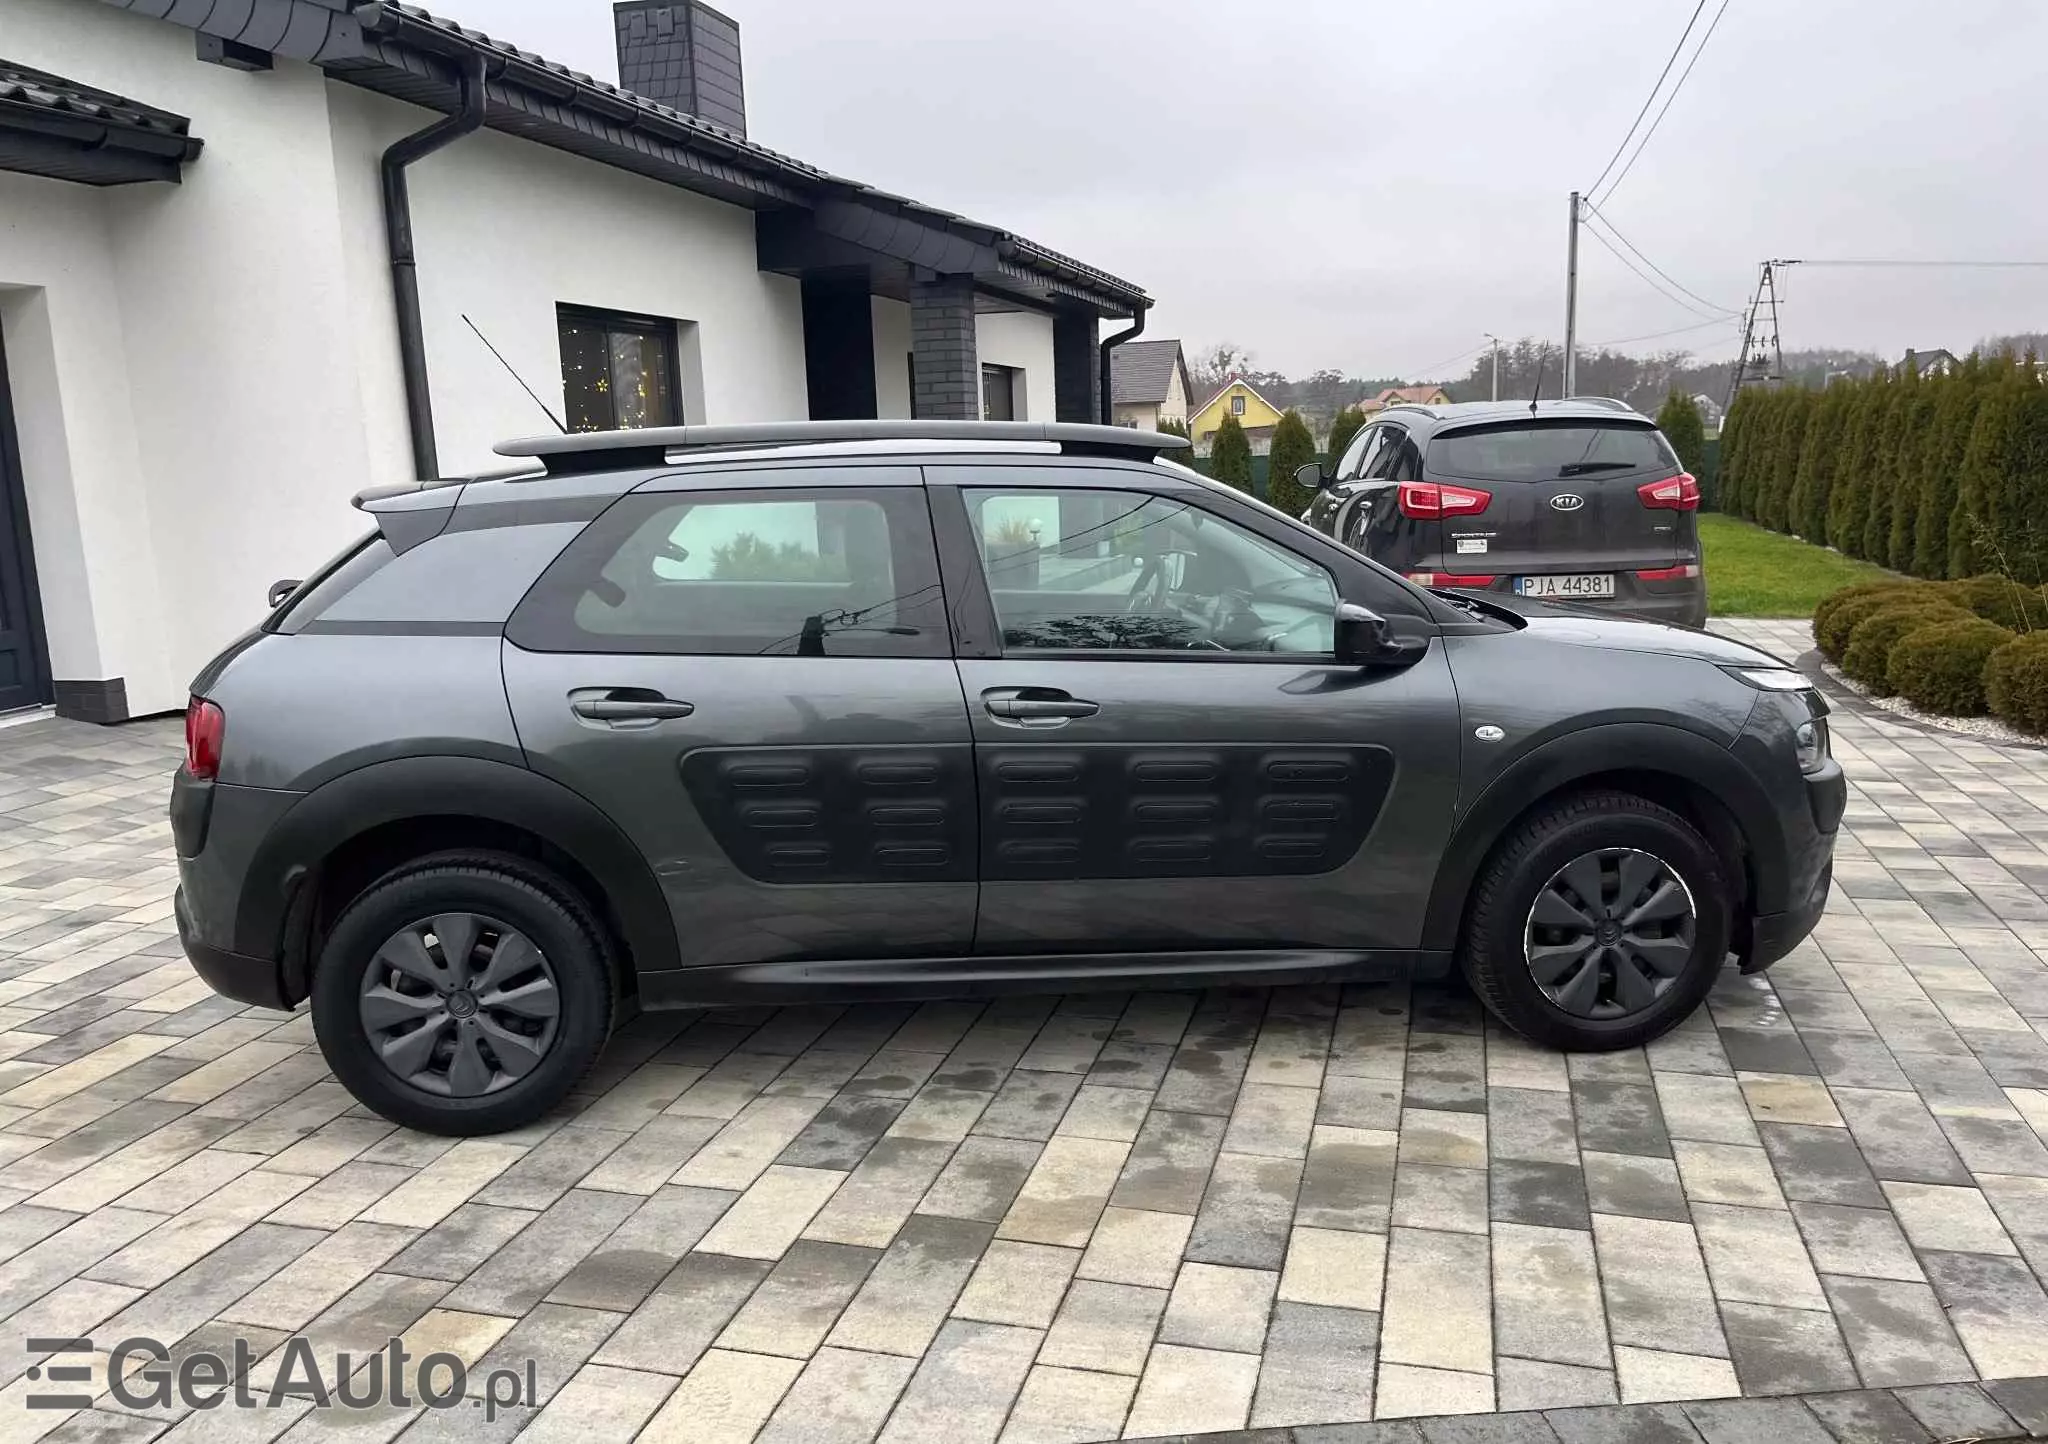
left=381, top=56, right=488, bottom=480
left=1098, top=302, right=1148, bottom=425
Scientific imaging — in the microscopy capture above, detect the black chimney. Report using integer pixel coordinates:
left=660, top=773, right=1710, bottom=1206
left=613, top=1, right=746, bottom=137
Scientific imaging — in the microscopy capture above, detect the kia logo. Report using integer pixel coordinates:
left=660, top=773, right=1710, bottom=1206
left=1550, top=493, right=1586, bottom=512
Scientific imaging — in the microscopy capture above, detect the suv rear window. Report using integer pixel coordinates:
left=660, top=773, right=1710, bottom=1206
left=1429, top=422, right=1674, bottom=482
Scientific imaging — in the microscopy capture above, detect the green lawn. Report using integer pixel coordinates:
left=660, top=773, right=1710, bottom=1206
left=1700, top=512, right=1895, bottom=618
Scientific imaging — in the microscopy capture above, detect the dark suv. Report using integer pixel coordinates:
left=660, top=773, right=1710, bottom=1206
left=1301, top=398, right=1708, bottom=628
left=171, top=421, right=1838, bottom=1135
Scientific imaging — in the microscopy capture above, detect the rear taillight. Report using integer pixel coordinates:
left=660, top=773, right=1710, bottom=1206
left=185, top=698, right=224, bottom=780
left=1638, top=473, right=1701, bottom=510
left=1407, top=571, right=1498, bottom=587
left=1637, top=563, right=1703, bottom=582
left=1398, top=480, right=1492, bottom=519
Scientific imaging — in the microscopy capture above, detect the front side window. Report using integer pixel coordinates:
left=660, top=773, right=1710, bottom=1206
left=559, top=305, right=682, bottom=432
left=1336, top=424, right=1386, bottom=482
left=508, top=484, right=946, bottom=656
left=963, top=486, right=1335, bottom=655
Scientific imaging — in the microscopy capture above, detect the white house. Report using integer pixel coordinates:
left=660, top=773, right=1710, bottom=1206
left=1108, top=338, right=1190, bottom=431
left=0, top=0, right=1149, bottom=722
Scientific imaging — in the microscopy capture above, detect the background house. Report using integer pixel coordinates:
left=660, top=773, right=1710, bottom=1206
left=1353, top=383, right=1453, bottom=419
left=1109, top=338, right=1191, bottom=431
left=0, top=0, right=1147, bottom=721
left=1901, top=347, right=1961, bottom=377
left=1188, top=377, right=1284, bottom=455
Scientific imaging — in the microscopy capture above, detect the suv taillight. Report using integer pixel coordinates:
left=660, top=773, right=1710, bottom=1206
left=1638, top=473, right=1701, bottom=510
left=1398, top=480, right=1492, bottom=519
left=185, top=698, right=224, bottom=780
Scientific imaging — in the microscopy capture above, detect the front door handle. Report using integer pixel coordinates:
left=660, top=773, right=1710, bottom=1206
left=982, top=687, right=1100, bottom=725
left=570, top=688, right=695, bottom=724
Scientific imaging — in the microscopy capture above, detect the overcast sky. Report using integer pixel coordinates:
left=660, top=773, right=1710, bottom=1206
left=457, top=0, right=2047, bottom=379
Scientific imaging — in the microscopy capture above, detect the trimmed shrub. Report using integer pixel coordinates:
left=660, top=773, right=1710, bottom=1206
left=1885, top=617, right=2012, bottom=715
left=1988, top=631, right=2048, bottom=733
left=1940, top=575, right=2048, bottom=632
left=1841, top=602, right=1970, bottom=692
left=1209, top=412, right=1253, bottom=490
left=1815, top=583, right=1932, bottom=661
left=1266, top=408, right=1319, bottom=517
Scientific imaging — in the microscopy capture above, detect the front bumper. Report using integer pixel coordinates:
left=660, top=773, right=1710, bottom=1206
left=175, top=886, right=291, bottom=1010
left=1740, top=756, right=1845, bottom=973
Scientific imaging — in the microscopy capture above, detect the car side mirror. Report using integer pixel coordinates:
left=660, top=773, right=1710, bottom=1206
left=1295, top=462, right=1327, bottom=492
left=1335, top=601, right=1428, bottom=668
left=267, top=579, right=302, bottom=609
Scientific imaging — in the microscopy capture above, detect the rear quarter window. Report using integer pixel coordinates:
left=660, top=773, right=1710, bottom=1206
left=1428, top=422, right=1675, bottom=482
left=277, top=525, right=583, bottom=632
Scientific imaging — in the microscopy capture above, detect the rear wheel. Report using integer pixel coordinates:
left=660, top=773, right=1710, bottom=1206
left=1460, top=790, right=1730, bottom=1050
left=311, top=855, right=612, bottom=1135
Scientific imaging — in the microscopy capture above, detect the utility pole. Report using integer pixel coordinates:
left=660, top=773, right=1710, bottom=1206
left=1484, top=333, right=1502, bottom=401
left=1562, top=191, right=1581, bottom=398
left=1724, top=259, right=1793, bottom=413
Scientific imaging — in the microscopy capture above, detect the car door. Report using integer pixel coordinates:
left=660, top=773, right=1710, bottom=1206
left=501, top=465, right=978, bottom=972
left=1304, top=419, right=1389, bottom=537
left=929, top=462, right=1462, bottom=957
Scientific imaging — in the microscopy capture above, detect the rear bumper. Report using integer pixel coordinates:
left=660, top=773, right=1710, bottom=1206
left=175, top=886, right=291, bottom=1010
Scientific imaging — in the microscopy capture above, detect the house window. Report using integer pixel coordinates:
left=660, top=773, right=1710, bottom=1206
left=559, top=305, right=682, bottom=432
left=982, top=364, right=1022, bottom=421
left=1231, top=394, right=1246, bottom=416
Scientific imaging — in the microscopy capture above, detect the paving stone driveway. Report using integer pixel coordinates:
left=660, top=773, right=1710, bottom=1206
left=0, top=618, right=2045, bottom=1443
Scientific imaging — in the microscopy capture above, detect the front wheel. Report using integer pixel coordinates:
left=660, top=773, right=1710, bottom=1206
left=311, top=857, right=613, bottom=1135
left=1460, top=791, right=1731, bottom=1050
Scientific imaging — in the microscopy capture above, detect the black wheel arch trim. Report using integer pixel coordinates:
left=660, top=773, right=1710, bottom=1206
left=235, top=754, right=678, bottom=1002
left=1422, top=721, right=1786, bottom=952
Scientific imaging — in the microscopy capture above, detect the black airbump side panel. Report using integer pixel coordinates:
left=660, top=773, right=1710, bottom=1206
left=979, top=744, right=1393, bottom=880
left=682, top=745, right=975, bottom=884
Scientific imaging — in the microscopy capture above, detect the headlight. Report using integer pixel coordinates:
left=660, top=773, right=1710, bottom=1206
left=1728, top=666, right=1812, bottom=691
left=1794, top=718, right=1830, bottom=773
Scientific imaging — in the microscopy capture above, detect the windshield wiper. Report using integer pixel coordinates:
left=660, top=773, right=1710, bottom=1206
left=1557, top=461, right=1635, bottom=476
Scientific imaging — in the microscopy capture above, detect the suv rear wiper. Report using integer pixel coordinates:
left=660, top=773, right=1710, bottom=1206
left=1557, top=461, right=1635, bottom=476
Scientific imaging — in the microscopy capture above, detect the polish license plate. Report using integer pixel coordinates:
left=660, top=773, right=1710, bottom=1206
left=1517, top=573, right=1615, bottom=599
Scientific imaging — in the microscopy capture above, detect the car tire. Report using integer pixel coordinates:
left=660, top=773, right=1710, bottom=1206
left=311, top=854, right=614, bottom=1135
left=1460, top=790, right=1730, bottom=1051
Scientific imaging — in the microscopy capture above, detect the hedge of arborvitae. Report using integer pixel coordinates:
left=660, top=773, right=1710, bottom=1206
left=1719, top=349, right=2048, bottom=582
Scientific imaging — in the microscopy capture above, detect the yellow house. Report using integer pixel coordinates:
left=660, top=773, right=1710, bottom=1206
left=1188, top=378, right=1286, bottom=455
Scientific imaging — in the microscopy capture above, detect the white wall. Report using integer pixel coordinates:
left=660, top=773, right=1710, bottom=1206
left=0, top=0, right=816, bottom=718
left=872, top=297, right=912, bottom=419
left=324, top=85, right=810, bottom=477
left=976, top=310, right=1055, bottom=422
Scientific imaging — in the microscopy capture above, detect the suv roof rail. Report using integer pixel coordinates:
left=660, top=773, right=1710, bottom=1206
left=1561, top=395, right=1637, bottom=412
left=495, top=420, right=1192, bottom=475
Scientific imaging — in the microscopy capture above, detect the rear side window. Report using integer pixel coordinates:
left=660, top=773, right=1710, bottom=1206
left=271, top=534, right=392, bottom=633
left=507, top=484, right=947, bottom=657
left=1429, top=423, right=1675, bottom=482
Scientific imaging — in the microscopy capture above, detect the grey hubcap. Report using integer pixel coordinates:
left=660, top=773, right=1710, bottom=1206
left=1523, top=848, right=1696, bottom=1019
left=358, top=914, right=560, bottom=1097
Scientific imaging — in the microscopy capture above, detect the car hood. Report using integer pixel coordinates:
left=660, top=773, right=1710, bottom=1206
left=1476, top=593, right=1790, bottom=667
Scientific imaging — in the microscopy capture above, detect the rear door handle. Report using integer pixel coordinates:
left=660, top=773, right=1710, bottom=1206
left=982, top=687, right=1100, bottom=725
left=570, top=689, right=695, bottom=724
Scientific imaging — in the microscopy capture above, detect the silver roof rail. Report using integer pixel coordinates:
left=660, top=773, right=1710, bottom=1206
left=495, top=420, right=1191, bottom=475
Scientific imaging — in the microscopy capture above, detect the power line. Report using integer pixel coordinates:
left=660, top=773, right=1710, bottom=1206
left=1781, top=258, right=2048, bottom=269
left=1400, top=340, right=1491, bottom=381
left=1594, top=0, right=1733, bottom=207
left=1581, top=219, right=1731, bottom=322
left=1583, top=315, right=1742, bottom=350
left=1585, top=0, right=1706, bottom=200
left=1581, top=202, right=1742, bottom=316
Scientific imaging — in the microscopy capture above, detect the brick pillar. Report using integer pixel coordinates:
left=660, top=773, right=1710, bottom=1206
left=910, top=275, right=979, bottom=420
left=1053, top=309, right=1101, bottom=423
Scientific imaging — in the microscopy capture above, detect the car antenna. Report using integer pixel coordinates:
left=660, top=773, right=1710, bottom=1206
left=463, top=314, right=567, bottom=433
left=1528, top=346, right=1549, bottom=415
